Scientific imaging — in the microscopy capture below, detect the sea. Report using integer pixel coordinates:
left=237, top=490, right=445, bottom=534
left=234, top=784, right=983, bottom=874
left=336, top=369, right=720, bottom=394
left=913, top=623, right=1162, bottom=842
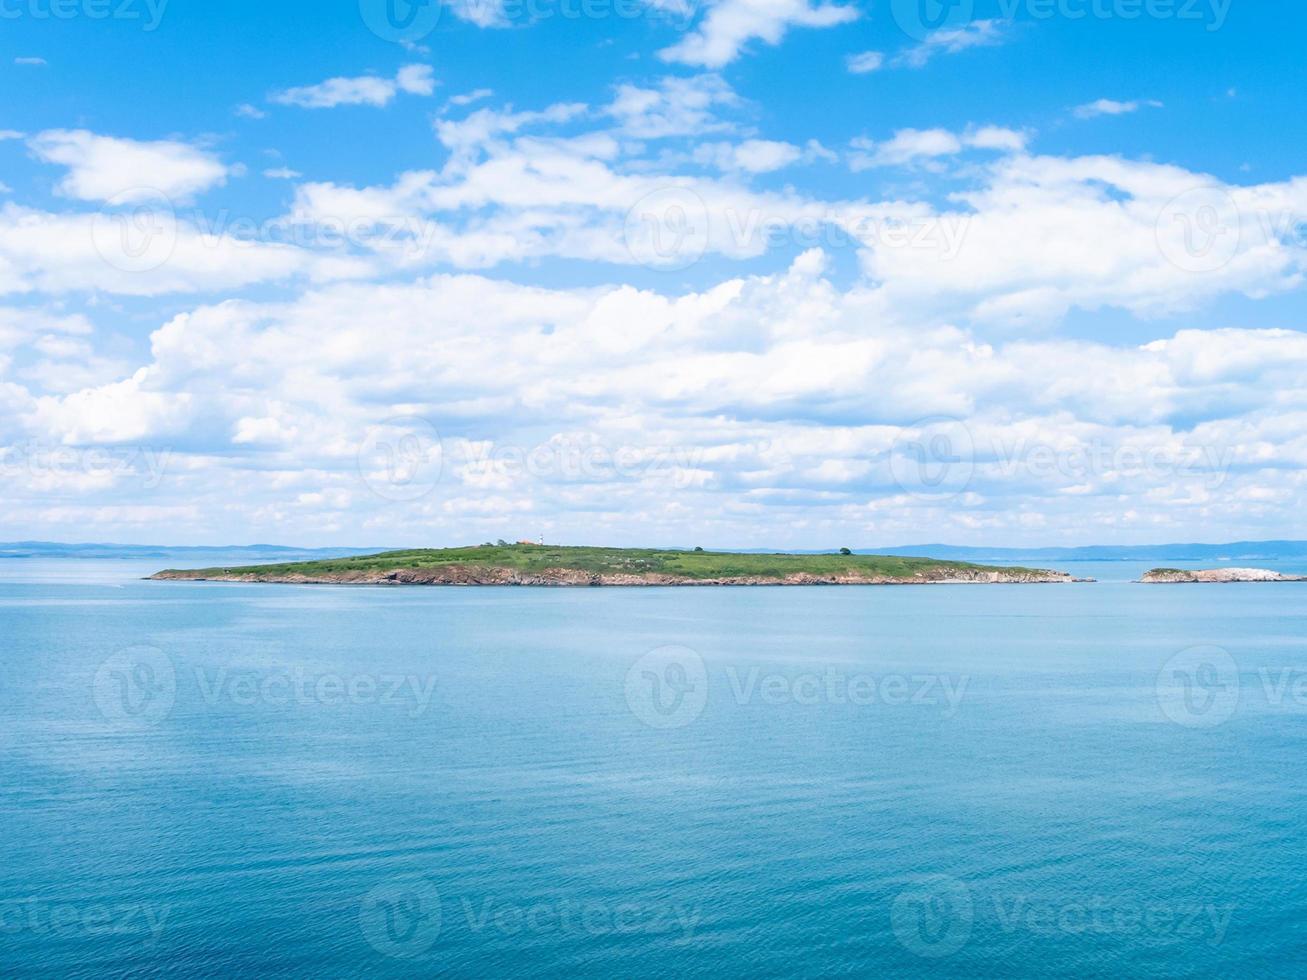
left=3, top=557, right=1307, bottom=977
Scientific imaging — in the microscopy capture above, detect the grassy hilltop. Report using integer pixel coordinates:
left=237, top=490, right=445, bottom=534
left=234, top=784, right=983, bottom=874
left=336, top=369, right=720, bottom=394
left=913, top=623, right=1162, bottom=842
left=151, top=543, right=1073, bottom=586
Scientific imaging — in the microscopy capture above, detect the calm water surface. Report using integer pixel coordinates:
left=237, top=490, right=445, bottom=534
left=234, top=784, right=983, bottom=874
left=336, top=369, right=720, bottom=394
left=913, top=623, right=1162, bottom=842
left=3, top=558, right=1307, bottom=977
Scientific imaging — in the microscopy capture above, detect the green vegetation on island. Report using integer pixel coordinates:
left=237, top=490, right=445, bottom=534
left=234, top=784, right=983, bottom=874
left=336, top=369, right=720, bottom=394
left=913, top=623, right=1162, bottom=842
left=151, top=543, right=1078, bottom=586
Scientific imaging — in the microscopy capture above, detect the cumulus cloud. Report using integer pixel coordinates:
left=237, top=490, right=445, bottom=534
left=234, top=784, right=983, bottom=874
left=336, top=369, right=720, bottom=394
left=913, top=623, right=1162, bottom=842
left=845, top=50, right=884, bottom=74
left=605, top=74, right=738, bottom=139
left=893, top=19, right=1007, bottom=69
left=28, top=130, right=230, bottom=203
left=9, top=81, right=1307, bottom=545
left=693, top=139, right=804, bottom=173
left=849, top=126, right=1026, bottom=169
left=660, top=0, right=858, bottom=69
left=270, top=64, right=436, bottom=109
left=15, top=261, right=1307, bottom=545
left=1073, top=98, right=1165, bottom=119
left=446, top=88, right=494, bottom=108
left=0, top=202, right=374, bottom=297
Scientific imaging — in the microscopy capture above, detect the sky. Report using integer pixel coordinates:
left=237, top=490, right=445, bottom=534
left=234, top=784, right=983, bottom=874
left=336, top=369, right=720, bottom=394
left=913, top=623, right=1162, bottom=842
left=0, top=0, right=1305, bottom=548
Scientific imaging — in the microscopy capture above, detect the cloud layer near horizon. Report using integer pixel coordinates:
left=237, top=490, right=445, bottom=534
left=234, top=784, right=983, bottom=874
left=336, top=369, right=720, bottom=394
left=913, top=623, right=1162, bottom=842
left=3, top=41, right=1305, bottom=547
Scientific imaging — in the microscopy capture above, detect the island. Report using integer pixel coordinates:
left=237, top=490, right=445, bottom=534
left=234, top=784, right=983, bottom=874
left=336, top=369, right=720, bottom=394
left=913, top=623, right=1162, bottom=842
left=149, top=544, right=1082, bottom=587
left=1140, top=567, right=1307, bottom=583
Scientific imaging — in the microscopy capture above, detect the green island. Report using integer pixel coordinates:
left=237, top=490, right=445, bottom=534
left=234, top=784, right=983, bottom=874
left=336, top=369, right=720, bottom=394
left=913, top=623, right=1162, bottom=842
left=150, top=543, right=1080, bottom=586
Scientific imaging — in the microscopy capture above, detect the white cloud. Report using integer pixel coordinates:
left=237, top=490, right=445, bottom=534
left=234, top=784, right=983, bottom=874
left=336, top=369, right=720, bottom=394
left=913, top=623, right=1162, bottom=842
left=866, top=152, right=1307, bottom=321
left=0, top=130, right=26, bottom=141
left=395, top=64, right=437, bottom=96
left=845, top=50, right=884, bottom=74
left=849, top=126, right=1025, bottom=169
left=968, top=125, right=1030, bottom=153
left=434, top=102, right=588, bottom=155
left=1073, top=98, right=1164, bottom=119
left=234, top=103, right=267, bottom=120
left=271, top=64, right=435, bottom=110
left=263, top=167, right=302, bottom=180
left=274, top=101, right=1306, bottom=329
left=447, top=88, right=494, bottom=108
left=15, top=57, right=47, bottom=66
left=894, top=19, right=1007, bottom=69
left=660, top=0, right=858, bottom=69
left=16, top=262, right=1307, bottom=545
left=851, top=128, right=961, bottom=168
left=28, top=130, right=230, bottom=203
left=0, top=202, right=374, bottom=297
left=693, top=139, right=810, bottom=173
left=10, top=92, right=1307, bottom=547
left=606, top=74, right=738, bottom=139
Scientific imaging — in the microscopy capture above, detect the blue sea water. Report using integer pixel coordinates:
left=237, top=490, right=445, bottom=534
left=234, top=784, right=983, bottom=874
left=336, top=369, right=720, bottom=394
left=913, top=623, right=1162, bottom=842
left=3, top=558, right=1307, bottom=977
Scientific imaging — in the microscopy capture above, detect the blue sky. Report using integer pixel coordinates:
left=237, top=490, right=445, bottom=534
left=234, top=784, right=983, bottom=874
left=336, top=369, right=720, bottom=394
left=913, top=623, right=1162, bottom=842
left=0, top=0, right=1304, bottom=547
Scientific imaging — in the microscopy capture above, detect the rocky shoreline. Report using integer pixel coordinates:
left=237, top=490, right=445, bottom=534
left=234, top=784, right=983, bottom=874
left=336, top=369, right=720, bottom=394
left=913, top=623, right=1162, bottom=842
left=1140, top=567, right=1307, bottom=583
left=150, top=564, right=1084, bottom=587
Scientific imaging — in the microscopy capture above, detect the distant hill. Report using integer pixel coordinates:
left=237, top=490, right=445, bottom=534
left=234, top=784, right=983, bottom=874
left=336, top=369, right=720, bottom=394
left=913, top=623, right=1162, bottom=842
left=857, top=541, right=1307, bottom=562
left=0, top=542, right=390, bottom=561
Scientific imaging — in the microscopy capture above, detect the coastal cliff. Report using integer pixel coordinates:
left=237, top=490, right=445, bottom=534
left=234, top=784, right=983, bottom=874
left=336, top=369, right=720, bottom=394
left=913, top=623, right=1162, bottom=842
left=151, top=564, right=1078, bottom=586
